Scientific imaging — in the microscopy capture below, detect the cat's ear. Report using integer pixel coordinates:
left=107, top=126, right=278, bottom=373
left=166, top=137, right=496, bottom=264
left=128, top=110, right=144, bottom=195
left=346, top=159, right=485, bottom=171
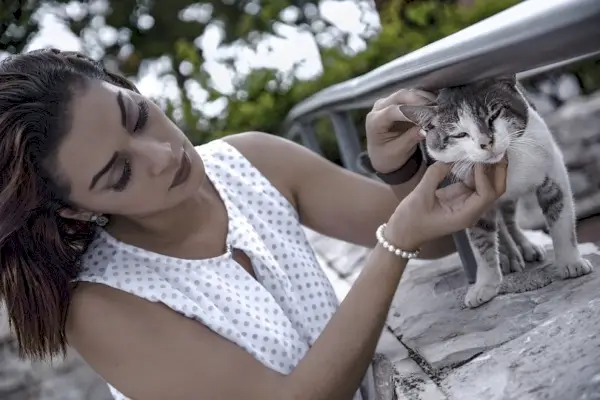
left=495, top=74, right=517, bottom=87
left=479, top=74, right=517, bottom=88
left=399, top=104, right=438, bottom=128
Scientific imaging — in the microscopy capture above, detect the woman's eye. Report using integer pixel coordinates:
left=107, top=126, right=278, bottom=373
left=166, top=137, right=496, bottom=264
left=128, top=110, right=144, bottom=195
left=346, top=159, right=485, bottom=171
left=453, top=132, right=468, bottom=139
left=112, top=159, right=132, bottom=192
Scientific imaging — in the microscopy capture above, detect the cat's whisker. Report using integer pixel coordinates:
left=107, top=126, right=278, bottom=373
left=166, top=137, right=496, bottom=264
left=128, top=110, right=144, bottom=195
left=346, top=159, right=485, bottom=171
left=509, top=132, right=546, bottom=147
left=516, top=127, right=555, bottom=136
left=483, top=92, right=491, bottom=106
left=451, top=158, right=474, bottom=182
left=508, top=129, right=526, bottom=137
left=450, top=166, right=465, bottom=182
left=511, top=137, right=547, bottom=153
left=450, top=160, right=466, bottom=178
left=508, top=140, right=538, bottom=151
left=507, top=147, right=535, bottom=161
left=511, top=136, right=537, bottom=146
left=508, top=144, right=546, bottom=162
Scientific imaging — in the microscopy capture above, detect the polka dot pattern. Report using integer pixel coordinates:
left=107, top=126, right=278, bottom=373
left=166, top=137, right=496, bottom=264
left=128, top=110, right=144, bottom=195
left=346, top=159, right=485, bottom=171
left=78, top=140, right=366, bottom=400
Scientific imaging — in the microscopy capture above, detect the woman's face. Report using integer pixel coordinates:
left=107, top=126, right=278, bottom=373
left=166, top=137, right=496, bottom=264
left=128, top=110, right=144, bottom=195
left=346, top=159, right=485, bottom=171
left=55, top=79, right=206, bottom=219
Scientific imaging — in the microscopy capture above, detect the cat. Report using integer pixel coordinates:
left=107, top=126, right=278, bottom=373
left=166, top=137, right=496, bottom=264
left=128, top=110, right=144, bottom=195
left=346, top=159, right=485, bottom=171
left=399, top=75, right=593, bottom=308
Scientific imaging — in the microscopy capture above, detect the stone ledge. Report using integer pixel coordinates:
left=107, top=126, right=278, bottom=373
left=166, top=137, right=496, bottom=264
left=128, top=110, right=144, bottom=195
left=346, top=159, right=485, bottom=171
left=441, top=298, right=600, bottom=399
left=387, top=231, right=600, bottom=399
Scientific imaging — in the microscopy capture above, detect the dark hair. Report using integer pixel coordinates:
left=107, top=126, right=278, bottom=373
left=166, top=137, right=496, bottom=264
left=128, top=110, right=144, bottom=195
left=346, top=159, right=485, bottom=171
left=0, top=48, right=139, bottom=360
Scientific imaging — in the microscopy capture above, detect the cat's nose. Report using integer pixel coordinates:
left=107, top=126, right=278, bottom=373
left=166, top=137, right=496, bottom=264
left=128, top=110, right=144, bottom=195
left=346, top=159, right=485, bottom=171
left=478, top=136, right=494, bottom=150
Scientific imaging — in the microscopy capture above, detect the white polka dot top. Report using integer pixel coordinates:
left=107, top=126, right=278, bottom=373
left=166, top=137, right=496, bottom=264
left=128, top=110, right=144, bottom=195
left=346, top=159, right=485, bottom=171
left=77, top=139, right=375, bottom=400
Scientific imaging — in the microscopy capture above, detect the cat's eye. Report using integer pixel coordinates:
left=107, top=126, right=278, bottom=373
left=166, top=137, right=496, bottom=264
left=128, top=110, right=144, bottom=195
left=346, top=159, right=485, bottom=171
left=453, top=132, right=468, bottom=139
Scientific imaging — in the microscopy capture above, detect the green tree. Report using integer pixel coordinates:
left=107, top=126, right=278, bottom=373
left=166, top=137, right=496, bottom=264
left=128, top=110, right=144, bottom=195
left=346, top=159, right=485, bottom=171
left=2, top=0, right=597, bottom=165
left=2, top=0, right=373, bottom=144
left=1, top=0, right=44, bottom=54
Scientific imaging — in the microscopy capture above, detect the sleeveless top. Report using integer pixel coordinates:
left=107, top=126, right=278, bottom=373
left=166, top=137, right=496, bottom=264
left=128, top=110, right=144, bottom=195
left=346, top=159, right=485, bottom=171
left=77, top=139, right=376, bottom=400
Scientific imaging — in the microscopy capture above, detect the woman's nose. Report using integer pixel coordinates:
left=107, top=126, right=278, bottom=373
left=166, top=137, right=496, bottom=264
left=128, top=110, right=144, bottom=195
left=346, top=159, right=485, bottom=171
left=133, top=139, right=175, bottom=176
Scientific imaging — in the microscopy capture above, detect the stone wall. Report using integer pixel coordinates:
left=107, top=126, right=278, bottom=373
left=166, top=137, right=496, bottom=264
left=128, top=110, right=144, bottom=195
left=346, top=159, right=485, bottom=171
left=2, top=89, right=600, bottom=399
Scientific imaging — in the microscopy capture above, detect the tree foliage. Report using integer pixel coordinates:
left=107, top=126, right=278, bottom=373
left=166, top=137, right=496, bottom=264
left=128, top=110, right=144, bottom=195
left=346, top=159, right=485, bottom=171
left=1, top=0, right=598, bottom=165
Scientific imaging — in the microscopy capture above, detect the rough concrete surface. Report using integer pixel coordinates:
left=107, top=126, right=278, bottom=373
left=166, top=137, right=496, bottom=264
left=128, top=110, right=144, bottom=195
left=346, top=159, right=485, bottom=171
left=387, top=231, right=600, bottom=400
left=441, top=298, right=600, bottom=400
left=310, top=228, right=600, bottom=400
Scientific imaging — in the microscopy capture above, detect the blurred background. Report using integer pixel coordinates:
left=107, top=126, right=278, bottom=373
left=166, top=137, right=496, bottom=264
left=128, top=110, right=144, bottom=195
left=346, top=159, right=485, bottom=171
left=1, top=0, right=600, bottom=399
left=3, top=0, right=600, bottom=164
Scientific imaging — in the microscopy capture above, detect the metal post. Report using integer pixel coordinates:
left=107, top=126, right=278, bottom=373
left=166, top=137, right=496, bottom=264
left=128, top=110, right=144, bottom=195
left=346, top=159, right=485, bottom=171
left=452, top=230, right=477, bottom=284
left=329, top=112, right=363, bottom=173
left=298, top=122, right=323, bottom=156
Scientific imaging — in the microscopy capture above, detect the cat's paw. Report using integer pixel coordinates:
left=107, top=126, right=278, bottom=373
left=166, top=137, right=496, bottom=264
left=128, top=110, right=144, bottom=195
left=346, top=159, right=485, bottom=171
left=499, top=249, right=525, bottom=275
left=464, top=282, right=501, bottom=308
left=518, top=240, right=546, bottom=263
left=557, top=257, right=594, bottom=279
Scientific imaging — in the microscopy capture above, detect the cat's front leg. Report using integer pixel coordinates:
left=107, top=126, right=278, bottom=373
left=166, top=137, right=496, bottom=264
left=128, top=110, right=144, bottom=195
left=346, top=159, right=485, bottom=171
left=498, top=213, right=525, bottom=275
left=536, top=168, right=593, bottom=278
left=465, top=209, right=502, bottom=308
left=499, top=200, right=546, bottom=264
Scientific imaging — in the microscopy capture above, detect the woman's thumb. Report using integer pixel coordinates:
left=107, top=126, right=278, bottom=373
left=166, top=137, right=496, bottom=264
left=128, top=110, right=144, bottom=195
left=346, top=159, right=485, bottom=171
left=418, top=162, right=453, bottom=193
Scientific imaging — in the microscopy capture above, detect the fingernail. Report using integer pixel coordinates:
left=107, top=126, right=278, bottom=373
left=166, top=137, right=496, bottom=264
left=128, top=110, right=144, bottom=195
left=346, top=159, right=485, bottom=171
left=411, top=88, right=437, bottom=102
left=416, top=97, right=435, bottom=105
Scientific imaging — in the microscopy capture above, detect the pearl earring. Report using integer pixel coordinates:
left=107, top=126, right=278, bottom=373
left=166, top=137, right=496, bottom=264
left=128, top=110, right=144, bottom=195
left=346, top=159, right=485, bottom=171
left=90, top=214, right=109, bottom=227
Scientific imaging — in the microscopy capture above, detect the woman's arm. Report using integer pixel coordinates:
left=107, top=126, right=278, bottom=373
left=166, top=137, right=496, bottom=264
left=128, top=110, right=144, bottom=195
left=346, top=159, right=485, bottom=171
left=225, top=132, right=455, bottom=259
left=67, top=148, right=506, bottom=400
left=67, top=241, right=409, bottom=400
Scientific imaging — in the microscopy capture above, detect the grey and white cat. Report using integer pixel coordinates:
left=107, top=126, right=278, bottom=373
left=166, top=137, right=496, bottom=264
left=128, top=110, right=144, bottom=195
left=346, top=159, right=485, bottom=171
left=401, top=75, right=593, bottom=308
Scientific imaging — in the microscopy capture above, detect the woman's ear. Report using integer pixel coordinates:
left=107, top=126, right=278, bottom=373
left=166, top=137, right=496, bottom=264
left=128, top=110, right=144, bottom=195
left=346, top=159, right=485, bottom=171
left=58, top=208, right=94, bottom=222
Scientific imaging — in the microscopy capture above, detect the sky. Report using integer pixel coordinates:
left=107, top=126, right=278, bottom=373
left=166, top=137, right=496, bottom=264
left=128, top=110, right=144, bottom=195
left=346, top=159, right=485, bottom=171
left=23, top=1, right=379, bottom=116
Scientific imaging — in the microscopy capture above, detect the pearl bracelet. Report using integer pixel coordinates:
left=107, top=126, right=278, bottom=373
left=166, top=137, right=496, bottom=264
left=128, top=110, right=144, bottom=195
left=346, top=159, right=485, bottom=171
left=376, top=223, right=420, bottom=259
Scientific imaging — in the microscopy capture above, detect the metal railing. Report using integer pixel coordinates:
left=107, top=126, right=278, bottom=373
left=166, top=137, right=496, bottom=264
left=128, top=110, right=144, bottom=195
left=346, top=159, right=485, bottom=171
left=283, top=0, right=600, bottom=284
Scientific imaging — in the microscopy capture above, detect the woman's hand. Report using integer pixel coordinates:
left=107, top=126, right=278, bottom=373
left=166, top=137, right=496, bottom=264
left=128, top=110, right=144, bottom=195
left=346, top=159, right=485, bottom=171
left=385, top=159, right=509, bottom=251
left=365, top=88, right=436, bottom=173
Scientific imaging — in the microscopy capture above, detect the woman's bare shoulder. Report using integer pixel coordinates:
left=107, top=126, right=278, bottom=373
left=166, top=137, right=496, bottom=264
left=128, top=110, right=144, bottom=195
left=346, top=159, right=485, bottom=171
left=220, top=131, right=326, bottom=209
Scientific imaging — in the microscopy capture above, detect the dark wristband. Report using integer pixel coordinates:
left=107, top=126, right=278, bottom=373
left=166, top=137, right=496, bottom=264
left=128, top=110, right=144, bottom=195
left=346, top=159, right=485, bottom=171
left=358, top=145, right=424, bottom=185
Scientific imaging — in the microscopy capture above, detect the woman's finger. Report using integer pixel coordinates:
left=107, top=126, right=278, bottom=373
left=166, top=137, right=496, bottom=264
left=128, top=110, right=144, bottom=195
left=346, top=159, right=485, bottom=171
left=368, top=104, right=416, bottom=131
left=440, top=161, right=507, bottom=229
left=454, top=164, right=497, bottom=221
left=381, top=126, right=424, bottom=153
left=372, top=88, right=435, bottom=111
left=417, top=162, right=453, bottom=196
left=472, top=163, right=494, bottom=199
left=435, top=181, right=472, bottom=201
left=493, top=158, right=509, bottom=196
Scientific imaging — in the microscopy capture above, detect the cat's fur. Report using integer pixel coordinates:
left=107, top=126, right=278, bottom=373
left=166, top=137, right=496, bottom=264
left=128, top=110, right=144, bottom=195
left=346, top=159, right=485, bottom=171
left=401, top=75, right=593, bottom=308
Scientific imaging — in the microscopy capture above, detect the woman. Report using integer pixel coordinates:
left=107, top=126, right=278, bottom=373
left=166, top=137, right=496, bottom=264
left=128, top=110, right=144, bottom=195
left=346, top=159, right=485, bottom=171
left=0, top=48, right=506, bottom=400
